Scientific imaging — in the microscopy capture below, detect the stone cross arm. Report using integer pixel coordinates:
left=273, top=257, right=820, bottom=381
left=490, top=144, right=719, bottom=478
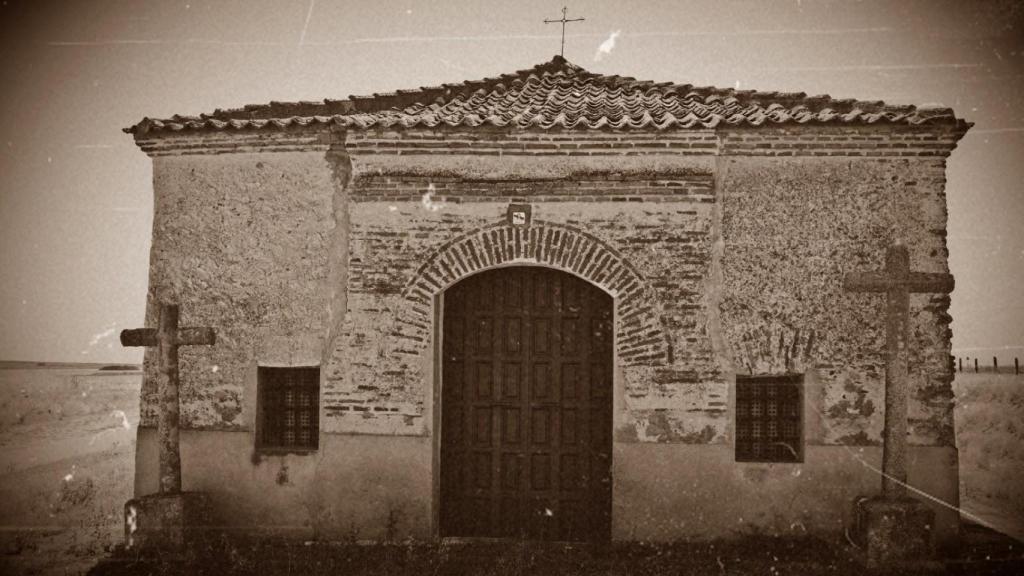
left=845, top=270, right=954, bottom=294
left=844, top=244, right=954, bottom=294
left=843, top=243, right=954, bottom=500
left=120, top=304, right=215, bottom=495
left=121, top=327, right=216, bottom=347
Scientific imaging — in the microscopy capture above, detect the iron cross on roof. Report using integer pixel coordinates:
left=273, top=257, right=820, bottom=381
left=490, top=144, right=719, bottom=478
left=544, top=6, right=585, bottom=57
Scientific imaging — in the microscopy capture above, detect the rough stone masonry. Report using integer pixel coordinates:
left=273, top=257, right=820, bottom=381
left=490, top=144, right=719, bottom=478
left=123, top=56, right=970, bottom=546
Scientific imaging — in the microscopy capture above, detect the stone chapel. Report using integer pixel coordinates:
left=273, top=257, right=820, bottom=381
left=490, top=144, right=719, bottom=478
left=125, top=56, right=970, bottom=545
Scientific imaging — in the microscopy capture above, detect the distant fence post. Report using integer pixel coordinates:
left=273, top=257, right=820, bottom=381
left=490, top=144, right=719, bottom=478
left=974, top=358, right=978, bottom=373
left=993, top=356, right=999, bottom=373
left=1016, top=357, right=1019, bottom=376
left=958, top=357, right=962, bottom=373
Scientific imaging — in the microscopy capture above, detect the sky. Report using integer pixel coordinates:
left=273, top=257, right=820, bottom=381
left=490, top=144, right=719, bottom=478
left=0, top=0, right=1021, bottom=364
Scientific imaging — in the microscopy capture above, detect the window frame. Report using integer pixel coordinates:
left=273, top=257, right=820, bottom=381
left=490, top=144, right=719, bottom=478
left=255, top=365, right=321, bottom=454
left=734, top=373, right=804, bottom=464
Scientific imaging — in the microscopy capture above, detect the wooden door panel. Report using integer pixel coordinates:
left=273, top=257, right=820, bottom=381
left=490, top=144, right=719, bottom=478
left=559, top=453, right=585, bottom=491
left=444, top=316, right=463, bottom=359
left=473, top=362, right=493, bottom=401
left=505, top=273, right=523, bottom=310
left=441, top=266, right=612, bottom=541
left=472, top=407, right=492, bottom=446
left=562, top=318, right=580, bottom=355
left=590, top=363, right=611, bottom=399
left=560, top=408, right=580, bottom=446
left=504, top=318, right=523, bottom=355
left=530, top=454, right=552, bottom=490
left=561, top=362, right=581, bottom=402
left=443, top=363, right=462, bottom=401
left=474, top=317, right=494, bottom=355
left=501, top=363, right=521, bottom=399
left=532, top=318, right=551, bottom=355
left=444, top=406, right=464, bottom=446
left=590, top=404, right=611, bottom=438
left=500, top=453, right=522, bottom=490
left=501, top=407, right=521, bottom=444
left=470, top=451, right=492, bottom=489
left=499, top=497, right=522, bottom=537
left=563, top=279, right=582, bottom=312
left=533, top=272, right=553, bottom=310
left=530, top=408, right=552, bottom=446
left=531, top=363, right=553, bottom=400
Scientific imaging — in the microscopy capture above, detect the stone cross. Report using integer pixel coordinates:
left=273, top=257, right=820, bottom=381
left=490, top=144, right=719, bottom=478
left=121, top=303, right=215, bottom=494
left=544, top=6, right=585, bottom=57
left=844, top=242, right=953, bottom=498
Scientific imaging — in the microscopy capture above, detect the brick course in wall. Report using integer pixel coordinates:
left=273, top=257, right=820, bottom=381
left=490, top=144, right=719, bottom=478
left=133, top=125, right=965, bottom=159
left=345, top=129, right=719, bottom=156
left=134, top=128, right=335, bottom=157
left=352, top=174, right=715, bottom=203
left=719, top=127, right=963, bottom=157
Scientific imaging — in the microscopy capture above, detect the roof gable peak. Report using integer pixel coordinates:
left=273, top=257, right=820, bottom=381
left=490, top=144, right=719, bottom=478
left=126, top=56, right=969, bottom=135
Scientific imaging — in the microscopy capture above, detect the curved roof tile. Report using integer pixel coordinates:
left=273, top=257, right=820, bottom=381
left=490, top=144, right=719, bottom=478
left=126, top=55, right=965, bottom=135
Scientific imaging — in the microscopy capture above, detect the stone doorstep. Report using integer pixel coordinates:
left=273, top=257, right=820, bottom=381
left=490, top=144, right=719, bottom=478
left=124, top=491, right=214, bottom=552
left=853, top=495, right=938, bottom=568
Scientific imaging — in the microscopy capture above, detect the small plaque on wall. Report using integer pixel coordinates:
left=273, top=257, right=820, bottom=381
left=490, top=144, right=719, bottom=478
left=507, top=204, right=532, bottom=227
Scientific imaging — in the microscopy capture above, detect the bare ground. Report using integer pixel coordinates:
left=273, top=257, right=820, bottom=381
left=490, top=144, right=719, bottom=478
left=86, top=534, right=1024, bottom=576
left=0, top=366, right=140, bottom=576
left=953, top=372, right=1024, bottom=541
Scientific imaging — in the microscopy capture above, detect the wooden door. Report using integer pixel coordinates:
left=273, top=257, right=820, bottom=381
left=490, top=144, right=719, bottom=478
left=440, top=266, right=613, bottom=541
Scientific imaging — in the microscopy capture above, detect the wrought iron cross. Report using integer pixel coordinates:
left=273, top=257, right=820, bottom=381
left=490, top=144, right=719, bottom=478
left=844, top=242, right=953, bottom=499
left=544, top=6, right=584, bottom=57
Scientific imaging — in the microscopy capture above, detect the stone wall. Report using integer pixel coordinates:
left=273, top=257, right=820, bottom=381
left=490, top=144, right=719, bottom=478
left=135, top=125, right=961, bottom=449
left=139, top=151, right=338, bottom=429
left=718, top=155, right=955, bottom=447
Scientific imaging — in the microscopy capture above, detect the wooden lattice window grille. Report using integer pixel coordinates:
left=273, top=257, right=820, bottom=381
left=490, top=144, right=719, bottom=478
left=735, top=374, right=803, bottom=463
left=258, top=366, right=320, bottom=451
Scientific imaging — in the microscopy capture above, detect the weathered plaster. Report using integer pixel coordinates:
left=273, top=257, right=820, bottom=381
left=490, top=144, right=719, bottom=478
left=611, top=443, right=959, bottom=548
left=135, top=429, right=959, bottom=547
left=323, top=148, right=351, bottom=364
left=718, top=156, right=955, bottom=446
left=135, top=428, right=432, bottom=541
left=140, top=151, right=335, bottom=429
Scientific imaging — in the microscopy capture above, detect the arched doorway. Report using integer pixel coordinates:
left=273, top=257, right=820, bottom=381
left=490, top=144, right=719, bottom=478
left=439, top=266, right=613, bottom=541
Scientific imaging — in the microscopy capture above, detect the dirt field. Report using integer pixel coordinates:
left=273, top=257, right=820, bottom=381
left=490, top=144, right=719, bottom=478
left=0, top=364, right=141, bottom=576
left=954, top=371, right=1024, bottom=542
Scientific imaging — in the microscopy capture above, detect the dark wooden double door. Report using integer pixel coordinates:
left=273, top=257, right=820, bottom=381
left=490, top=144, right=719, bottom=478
left=440, top=266, right=613, bottom=542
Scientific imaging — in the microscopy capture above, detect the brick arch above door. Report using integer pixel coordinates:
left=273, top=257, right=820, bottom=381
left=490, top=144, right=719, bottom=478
left=400, top=221, right=673, bottom=367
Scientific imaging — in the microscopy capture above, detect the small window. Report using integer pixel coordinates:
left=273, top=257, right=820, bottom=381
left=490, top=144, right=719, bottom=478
left=735, top=374, right=802, bottom=463
left=257, top=366, right=320, bottom=451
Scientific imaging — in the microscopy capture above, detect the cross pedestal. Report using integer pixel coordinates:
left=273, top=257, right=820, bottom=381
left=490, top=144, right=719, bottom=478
left=844, top=242, right=953, bottom=566
left=120, top=303, right=216, bottom=552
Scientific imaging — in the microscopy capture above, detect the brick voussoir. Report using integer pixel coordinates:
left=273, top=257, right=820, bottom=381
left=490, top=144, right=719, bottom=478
left=394, top=221, right=674, bottom=368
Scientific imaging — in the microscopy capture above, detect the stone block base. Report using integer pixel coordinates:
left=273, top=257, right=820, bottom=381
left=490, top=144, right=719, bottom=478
left=125, top=492, right=213, bottom=551
left=853, top=496, right=935, bottom=567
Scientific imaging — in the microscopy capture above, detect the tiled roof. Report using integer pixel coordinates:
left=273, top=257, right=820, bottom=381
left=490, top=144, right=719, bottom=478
left=126, top=55, right=965, bottom=135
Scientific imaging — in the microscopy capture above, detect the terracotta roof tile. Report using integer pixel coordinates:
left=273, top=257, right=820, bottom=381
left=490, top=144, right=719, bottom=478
left=126, top=55, right=966, bottom=135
